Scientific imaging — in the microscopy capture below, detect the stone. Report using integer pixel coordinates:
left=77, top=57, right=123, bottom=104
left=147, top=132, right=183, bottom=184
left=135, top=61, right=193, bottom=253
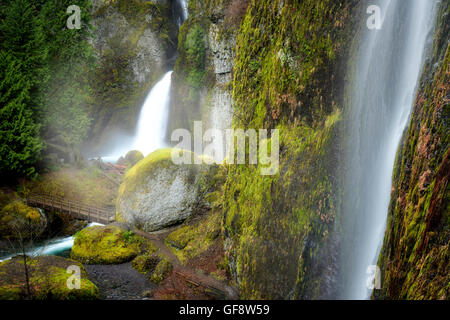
left=116, top=149, right=211, bottom=232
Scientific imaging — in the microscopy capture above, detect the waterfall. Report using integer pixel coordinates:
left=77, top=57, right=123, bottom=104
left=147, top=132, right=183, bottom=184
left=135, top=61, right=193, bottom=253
left=174, top=0, right=189, bottom=28
left=99, top=72, right=173, bottom=162
left=339, top=0, right=437, bottom=299
left=133, top=71, right=173, bottom=156
left=179, top=0, right=188, bottom=21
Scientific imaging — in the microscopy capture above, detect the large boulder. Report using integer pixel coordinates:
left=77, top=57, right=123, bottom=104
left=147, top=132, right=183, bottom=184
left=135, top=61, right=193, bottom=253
left=71, top=225, right=147, bottom=264
left=116, top=149, right=212, bottom=232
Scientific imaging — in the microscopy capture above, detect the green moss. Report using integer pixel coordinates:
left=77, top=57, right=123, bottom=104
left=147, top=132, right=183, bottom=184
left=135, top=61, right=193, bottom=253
left=165, top=210, right=222, bottom=265
left=375, top=7, right=450, bottom=299
left=0, top=256, right=98, bottom=300
left=70, top=225, right=143, bottom=264
left=150, top=256, right=173, bottom=284
left=0, top=201, right=45, bottom=240
left=222, top=0, right=356, bottom=299
left=131, top=253, right=160, bottom=275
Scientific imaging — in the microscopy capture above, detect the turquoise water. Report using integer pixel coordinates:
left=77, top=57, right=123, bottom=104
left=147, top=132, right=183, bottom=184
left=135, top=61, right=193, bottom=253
left=0, top=222, right=102, bottom=262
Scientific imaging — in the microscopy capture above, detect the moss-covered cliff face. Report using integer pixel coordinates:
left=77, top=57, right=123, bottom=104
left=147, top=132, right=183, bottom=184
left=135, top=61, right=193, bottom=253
left=222, top=0, right=360, bottom=299
left=87, top=0, right=178, bottom=153
left=166, top=0, right=235, bottom=139
left=375, top=2, right=449, bottom=300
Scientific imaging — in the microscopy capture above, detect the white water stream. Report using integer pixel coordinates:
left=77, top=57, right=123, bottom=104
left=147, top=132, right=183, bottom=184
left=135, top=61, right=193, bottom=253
left=0, top=222, right=103, bottom=262
left=340, top=0, right=437, bottom=299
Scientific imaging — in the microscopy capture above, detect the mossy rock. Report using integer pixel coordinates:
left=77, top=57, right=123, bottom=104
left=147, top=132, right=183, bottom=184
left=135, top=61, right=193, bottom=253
left=0, top=201, right=46, bottom=240
left=118, top=150, right=144, bottom=167
left=116, top=148, right=213, bottom=232
left=70, top=225, right=144, bottom=264
left=131, top=253, right=160, bottom=275
left=150, top=256, right=173, bottom=284
left=0, top=255, right=98, bottom=300
left=165, top=210, right=222, bottom=264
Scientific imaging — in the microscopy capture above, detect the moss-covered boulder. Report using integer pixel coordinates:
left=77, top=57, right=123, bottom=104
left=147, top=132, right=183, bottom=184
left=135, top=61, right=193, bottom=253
left=131, top=253, right=160, bottom=275
left=117, top=150, right=144, bottom=167
left=116, top=149, right=212, bottom=232
left=0, top=255, right=98, bottom=300
left=0, top=201, right=46, bottom=240
left=70, top=225, right=145, bottom=264
left=150, top=256, right=173, bottom=284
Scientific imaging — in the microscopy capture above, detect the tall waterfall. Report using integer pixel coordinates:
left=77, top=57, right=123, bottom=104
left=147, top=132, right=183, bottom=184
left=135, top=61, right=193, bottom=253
left=339, top=0, right=437, bottom=299
left=179, top=0, right=188, bottom=21
left=174, top=0, right=188, bottom=27
left=133, top=71, right=173, bottom=156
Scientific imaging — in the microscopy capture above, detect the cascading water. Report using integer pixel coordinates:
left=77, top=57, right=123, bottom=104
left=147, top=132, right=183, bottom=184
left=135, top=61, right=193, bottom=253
left=133, top=71, right=173, bottom=156
left=179, top=0, right=188, bottom=22
left=101, top=0, right=189, bottom=162
left=100, top=71, right=174, bottom=162
left=173, top=0, right=189, bottom=28
left=0, top=222, right=103, bottom=262
left=339, top=0, right=437, bottom=299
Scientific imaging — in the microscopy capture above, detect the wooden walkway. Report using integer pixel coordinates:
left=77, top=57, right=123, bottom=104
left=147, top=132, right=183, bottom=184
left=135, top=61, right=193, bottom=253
left=26, top=194, right=115, bottom=225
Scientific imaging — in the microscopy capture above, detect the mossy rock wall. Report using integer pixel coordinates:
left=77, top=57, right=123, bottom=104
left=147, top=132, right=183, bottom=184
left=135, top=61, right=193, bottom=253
left=222, top=0, right=360, bottom=299
left=375, top=2, right=449, bottom=300
left=166, top=0, right=236, bottom=144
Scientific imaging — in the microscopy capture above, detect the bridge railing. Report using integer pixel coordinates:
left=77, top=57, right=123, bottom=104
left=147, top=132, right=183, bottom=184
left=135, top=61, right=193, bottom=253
left=26, top=193, right=115, bottom=224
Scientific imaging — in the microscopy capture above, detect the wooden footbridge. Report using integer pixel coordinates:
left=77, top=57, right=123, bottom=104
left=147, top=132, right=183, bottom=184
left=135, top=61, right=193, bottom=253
left=26, top=194, right=115, bottom=225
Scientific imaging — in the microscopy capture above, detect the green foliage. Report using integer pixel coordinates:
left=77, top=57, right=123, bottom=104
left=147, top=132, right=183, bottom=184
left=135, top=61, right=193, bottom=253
left=0, top=0, right=94, bottom=177
left=39, top=0, right=94, bottom=155
left=122, top=230, right=135, bottom=244
left=185, top=25, right=206, bottom=90
left=0, top=0, right=46, bottom=178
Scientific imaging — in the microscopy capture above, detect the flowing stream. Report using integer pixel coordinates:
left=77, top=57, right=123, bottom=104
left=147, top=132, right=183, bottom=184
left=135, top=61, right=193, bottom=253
left=0, top=223, right=103, bottom=262
left=339, top=0, right=437, bottom=299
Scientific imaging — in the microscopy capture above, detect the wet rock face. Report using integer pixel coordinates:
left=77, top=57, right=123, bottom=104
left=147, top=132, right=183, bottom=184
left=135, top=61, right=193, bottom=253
left=208, top=23, right=234, bottom=84
left=116, top=149, right=210, bottom=232
left=91, top=5, right=165, bottom=84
